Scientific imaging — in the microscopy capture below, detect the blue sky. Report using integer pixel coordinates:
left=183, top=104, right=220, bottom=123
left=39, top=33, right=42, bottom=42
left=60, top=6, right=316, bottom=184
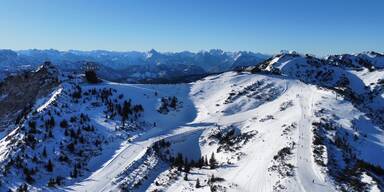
left=0, top=0, right=383, bottom=55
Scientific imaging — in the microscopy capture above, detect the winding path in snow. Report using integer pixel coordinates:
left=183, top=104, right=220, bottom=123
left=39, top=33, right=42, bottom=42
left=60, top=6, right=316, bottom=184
left=66, top=134, right=153, bottom=192
left=295, top=84, right=335, bottom=192
left=66, top=125, right=208, bottom=192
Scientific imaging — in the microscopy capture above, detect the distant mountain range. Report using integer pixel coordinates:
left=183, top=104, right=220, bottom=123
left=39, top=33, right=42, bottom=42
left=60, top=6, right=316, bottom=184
left=0, top=49, right=269, bottom=82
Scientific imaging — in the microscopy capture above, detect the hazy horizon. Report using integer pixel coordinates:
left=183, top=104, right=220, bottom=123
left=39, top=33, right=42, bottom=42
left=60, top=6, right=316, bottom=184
left=3, top=48, right=384, bottom=58
left=0, top=0, right=383, bottom=56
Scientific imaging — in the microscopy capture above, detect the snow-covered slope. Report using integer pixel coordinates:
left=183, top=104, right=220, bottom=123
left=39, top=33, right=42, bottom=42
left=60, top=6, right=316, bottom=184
left=144, top=72, right=383, bottom=192
left=250, top=52, right=384, bottom=123
left=0, top=52, right=383, bottom=191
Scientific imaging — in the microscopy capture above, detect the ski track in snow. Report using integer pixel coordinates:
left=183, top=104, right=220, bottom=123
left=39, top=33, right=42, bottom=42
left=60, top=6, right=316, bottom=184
left=295, top=84, right=335, bottom=192
left=66, top=124, right=208, bottom=192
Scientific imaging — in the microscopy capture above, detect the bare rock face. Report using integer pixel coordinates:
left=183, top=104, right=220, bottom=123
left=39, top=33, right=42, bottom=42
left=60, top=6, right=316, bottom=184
left=0, top=61, right=59, bottom=130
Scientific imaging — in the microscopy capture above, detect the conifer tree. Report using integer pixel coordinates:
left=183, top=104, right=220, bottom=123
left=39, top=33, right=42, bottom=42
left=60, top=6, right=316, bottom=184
left=209, top=152, right=218, bottom=169
left=196, top=178, right=201, bottom=188
left=42, top=147, right=47, bottom=157
left=46, top=160, right=53, bottom=172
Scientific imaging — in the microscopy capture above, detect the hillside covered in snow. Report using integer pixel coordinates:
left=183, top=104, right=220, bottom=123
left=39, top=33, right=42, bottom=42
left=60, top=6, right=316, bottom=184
left=0, top=51, right=383, bottom=192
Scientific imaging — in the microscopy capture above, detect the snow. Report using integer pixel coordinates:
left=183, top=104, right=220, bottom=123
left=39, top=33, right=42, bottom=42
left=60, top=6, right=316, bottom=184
left=142, top=72, right=337, bottom=192
left=1, top=65, right=383, bottom=191
left=36, top=87, right=63, bottom=112
left=361, top=172, right=381, bottom=192
left=351, top=69, right=384, bottom=88
left=294, top=84, right=334, bottom=192
left=65, top=71, right=339, bottom=192
left=16, top=71, right=371, bottom=191
left=312, top=88, right=384, bottom=168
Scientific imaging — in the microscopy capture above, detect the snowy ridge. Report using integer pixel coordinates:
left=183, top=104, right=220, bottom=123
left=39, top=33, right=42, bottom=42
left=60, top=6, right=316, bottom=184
left=36, top=87, right=63, bottom=113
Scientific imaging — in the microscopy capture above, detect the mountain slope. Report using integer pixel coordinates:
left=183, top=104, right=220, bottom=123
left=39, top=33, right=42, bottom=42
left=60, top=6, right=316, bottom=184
left=0, top=52, right=383, bottom=191
left=0, top=62, right=59, bottom=132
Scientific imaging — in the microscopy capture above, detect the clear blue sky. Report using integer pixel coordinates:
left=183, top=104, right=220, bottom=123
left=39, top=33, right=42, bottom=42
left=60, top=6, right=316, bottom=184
left=0, top=0, right=383, bottom=55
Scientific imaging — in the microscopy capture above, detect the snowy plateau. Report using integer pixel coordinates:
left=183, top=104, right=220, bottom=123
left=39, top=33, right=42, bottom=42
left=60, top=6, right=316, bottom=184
left=0, top=51, right=384, bottom=192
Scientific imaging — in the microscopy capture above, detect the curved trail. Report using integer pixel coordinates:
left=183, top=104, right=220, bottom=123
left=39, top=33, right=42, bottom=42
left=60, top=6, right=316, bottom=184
left=295, top=84, right=334, bottom=192
left=67, top=125, right=207, bottom=192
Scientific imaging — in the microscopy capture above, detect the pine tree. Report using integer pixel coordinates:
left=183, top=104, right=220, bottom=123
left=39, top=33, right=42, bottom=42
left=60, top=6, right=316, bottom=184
left=46, top=160, right=53, bottom=172
left=55, top=176, right=62, bottom=186
left=195, top=178, right=201, bottom=188
left=170, top=96, right=178, bottom=109
left=184, top=157, right=188, bottom=166
left=48, top=129, right=53, bottom=138
left=28, top=121, right=37, bottom=133
left=76, top=128, right=81, bottom=137
left=49, top=116, right=55, bottom=128
left=198, top=156, right=204, bottom=168
left=24, top=167, right=34, bottom=183
left=42, top=147, right=47, bottom=157
left=71, top=167, right=78, bottom=178
left=177, top=164, right=183, bottom=172
left=60, top=119, right=68, bottom=128
left=210, top=174, right=215, bottom=183
left=184, top=162, right=191, bottom=173
left=120, top=100, right=130, bottom=127
left=174, top=153, right=184, bottom=167
left=209, top=152, right=218, bottom=169
left=67, top=142, right=75, bottom=152
left=47, top=178, right=56, bottom=187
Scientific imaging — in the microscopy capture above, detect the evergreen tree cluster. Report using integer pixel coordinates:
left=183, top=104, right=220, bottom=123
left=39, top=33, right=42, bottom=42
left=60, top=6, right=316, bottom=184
left=71, top=85, right=82, bottom=99
left=71, top=85, right=146, bottom=130
left=157, top=96, right=179, bottom=114
left=85, top=69, right=100, bottom=83
left=169, top=152, right=218, bottom=173
left=2, top=82, right=150, bottom=188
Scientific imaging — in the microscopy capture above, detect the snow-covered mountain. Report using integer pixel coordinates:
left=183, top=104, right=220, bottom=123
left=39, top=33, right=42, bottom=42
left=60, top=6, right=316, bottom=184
left=0, top=49, right=269, bottom=82
left=0, top=51, right=383, bottom=192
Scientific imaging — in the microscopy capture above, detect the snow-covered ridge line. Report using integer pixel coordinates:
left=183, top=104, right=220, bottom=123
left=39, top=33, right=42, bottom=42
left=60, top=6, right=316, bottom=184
left=36, top=87, right=63, bottom=112
left=245, top=52, right=384, bottom=127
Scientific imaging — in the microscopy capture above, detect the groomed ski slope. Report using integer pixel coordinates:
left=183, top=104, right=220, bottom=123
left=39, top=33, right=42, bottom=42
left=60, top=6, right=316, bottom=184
left=161, top=72, right=336, bottom=192
left=66, top=71, right=360, bottom=192
left=294, top=84, right=334, bottom=192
